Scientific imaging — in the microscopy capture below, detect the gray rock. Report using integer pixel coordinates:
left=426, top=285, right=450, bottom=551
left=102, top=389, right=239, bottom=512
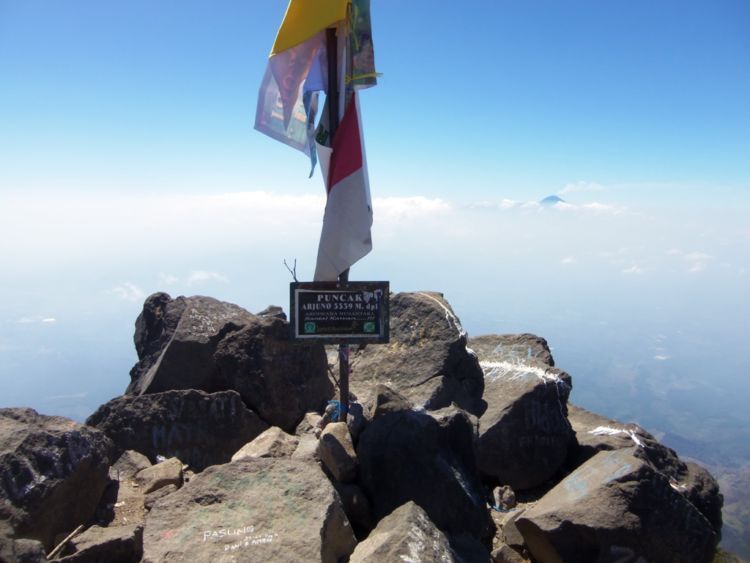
left=58, top=524, right=143, bottom=563
left=0, top=408, right=114, bottom=551
left=357, top=405, right=492, bottom=540
left=143, top=485, right=178, bottom=511
left=141, top=458, right=357, bottom=563
left=469, top=334, right=555, bottom=368
left=134, top=457, right=183, bottom=494
left=475, top=352, right=573, bottom=490
left=349, top=292, right=485, bottom=415
left=231, top=426, right=299, bottom=461
left=491, top=543, right=527, bottom=563
left=330, top=481, right=373, bottom=539
left=294, top=412, right=323, bottom=436
left=349, top=501, right=458, bottom=563
left=516, top=448, right=718, bottom=563
left=317, top=422, right=357, bottom=483
left=127, top=294, right=332, bottom=433
left=111, top=450, right=152, bottom=481
left=500, top=509, right=526, bottom=550
left=127, top=294, right=253, bottom=395
left=291, top=434, right=320, bottom=464
left=0, top=530, right=48, bottom=563
left=566, top=404, right=723, bottom=536
left=368, top=384, right=413, bottom=419
left=213, top=314, right=332, bottom=432
left=256, top=305, right=287, bottom=320
left=87, top=389, right=268, bottom=471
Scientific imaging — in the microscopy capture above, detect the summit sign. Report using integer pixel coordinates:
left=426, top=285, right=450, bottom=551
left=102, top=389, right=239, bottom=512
left=290, top=282, right=389, bottom=344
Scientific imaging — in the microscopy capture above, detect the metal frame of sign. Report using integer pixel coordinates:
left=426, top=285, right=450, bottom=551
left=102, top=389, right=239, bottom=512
left=290, top=281, right=390, bottom=344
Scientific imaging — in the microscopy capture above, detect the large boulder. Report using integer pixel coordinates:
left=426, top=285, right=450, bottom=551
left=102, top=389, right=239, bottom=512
left=516, top=448, right=718, bottom=563
left=566, top=403, right=723, bottom=536
left=349, top=501, right=460, bottom=562
left=470, top=335, right=573, bottom=490
left=357, top=397, right=492, bottom=540
left=57, top=524, right=143, bottom=563
left=86, top=390, right=268, bottom=471
left=127, top=293, right=253, bottom=395
left=0, top=408, right=114, bottom=551
left=350, top=292, right=485, bottom=415
left=213, top=315, right=332, bottom=432
left=231, top=426, right=299, bottom=461
left=126, top=293, right=332, bottom=432
left=141, top=458, right=357, bottom=563
left=469, top=334, right=555, bottom=368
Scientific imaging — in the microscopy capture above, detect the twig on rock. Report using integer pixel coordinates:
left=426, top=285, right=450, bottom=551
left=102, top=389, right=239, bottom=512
left=47, top=524, right=85, bottom=559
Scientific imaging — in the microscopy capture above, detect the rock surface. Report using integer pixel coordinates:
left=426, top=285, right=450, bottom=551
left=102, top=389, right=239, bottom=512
left=469, top=334, right=555, bottom=368
left=0, top=408, right=114, bottom=550
left=231, top=426, right=299, bottom=461
left=214, top=317, right=331, bottom=431
left=567, top=403, right=723, bottom=536
left=357, top=401, right=492, bottom=539
left=471, top=335, right=573, bottom=490
left=134, top=457, right=183, bottom=495
left=516, top=448, right=718, bottom=563
left=87, top=390, right=267, bottom=471
left=127, top=293, right=332, bottom=433
left=317, top=422, right=358, bottom=483
left=127, top=294, right=254, bottom=395
left=58, top=524, right=143, bottom=563
left=350, top=292, right=485, bottom=415
left=349, top=501, right=459, bottom=562
left=141, top=458, right=357, bottom=563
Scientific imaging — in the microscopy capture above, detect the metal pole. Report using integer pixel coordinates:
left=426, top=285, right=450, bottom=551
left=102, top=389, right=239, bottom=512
left=326, top=27, right=349, bottom=422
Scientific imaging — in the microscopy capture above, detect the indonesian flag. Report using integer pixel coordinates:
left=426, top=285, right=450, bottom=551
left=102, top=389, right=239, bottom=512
left=314, top=92, right=373, bottom=281
left=255, top=0, right=377, bottom=281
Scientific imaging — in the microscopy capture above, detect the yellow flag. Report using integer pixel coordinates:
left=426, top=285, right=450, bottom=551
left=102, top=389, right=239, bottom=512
left=271, top=0, right=349, bottom=55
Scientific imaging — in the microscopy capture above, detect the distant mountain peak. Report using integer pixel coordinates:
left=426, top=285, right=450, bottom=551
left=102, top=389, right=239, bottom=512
left=540, top=195, right=565, bottom=206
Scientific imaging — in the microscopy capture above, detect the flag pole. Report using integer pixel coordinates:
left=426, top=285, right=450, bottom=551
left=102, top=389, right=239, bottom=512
left=326, top=26, right=350, bottom=423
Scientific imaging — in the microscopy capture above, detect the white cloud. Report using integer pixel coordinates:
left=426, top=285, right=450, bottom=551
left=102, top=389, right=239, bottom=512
left=187, top=271, right=228, bottom=285
left=623, top=265, right=643, bottom=275
left=654, top=355, right=671, bottom=361
left=558, top=181, right=605, bottom=196
left=374, top=196, right=451, bottom=221
left=561, top=256, right=577, bottom=265
left=111, top=282, right=145, bottom=302
left=16, top=316, right=57, bottom=324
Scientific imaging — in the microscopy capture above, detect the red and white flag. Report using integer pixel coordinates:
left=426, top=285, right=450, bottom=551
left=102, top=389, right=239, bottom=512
left=314, top=92, right=373, bottom=281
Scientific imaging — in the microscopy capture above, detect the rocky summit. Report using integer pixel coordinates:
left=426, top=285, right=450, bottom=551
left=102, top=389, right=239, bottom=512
left=0, top=291, right=726, bottom=562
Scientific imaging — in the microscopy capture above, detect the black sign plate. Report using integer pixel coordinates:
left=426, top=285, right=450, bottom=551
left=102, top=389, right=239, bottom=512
left=290, top=281, right=389, bottom=343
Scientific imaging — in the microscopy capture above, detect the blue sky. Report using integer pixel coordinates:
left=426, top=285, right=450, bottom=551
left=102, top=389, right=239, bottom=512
left=1, top=1, right=749, bottom=450
left=2, top=0, right=749, bottom=202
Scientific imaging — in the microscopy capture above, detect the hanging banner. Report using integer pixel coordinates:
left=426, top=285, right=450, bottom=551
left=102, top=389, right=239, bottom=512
left=290, top=281, right=389, bottom=343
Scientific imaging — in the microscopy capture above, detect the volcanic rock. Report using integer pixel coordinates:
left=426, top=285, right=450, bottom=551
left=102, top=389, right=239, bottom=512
left=231, top=426, right=299, bottom=461
left=357, top=404, right=492, bottom=539
left=317, top=422, right=357, bottom=483
left=349, top=501, right=458, bottom=563
left=567, top=404, right=723, bottom=535
left=110, top=450, right=151, bottom=481
left=349, top=292, right=485, bottom=415
left=471, top=338, right=573, bottom=490
left=0, top=408, right=114, bottom=551
left=469, top=334, right=555, bottom=368
left=141, top=458, right=357, bottom=562
left=87, top=390, right=267, bottom=471
left=134, top=457, right=183, bottom=495
left=126, top=293, right=332, bottom=433
left=58, top=524, right=143, bottom=563
left=516, top=448, right=718, bottom=563
left=213, top=314, right=332, bottom=432
left=127, top=294, right=253, bottom=395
